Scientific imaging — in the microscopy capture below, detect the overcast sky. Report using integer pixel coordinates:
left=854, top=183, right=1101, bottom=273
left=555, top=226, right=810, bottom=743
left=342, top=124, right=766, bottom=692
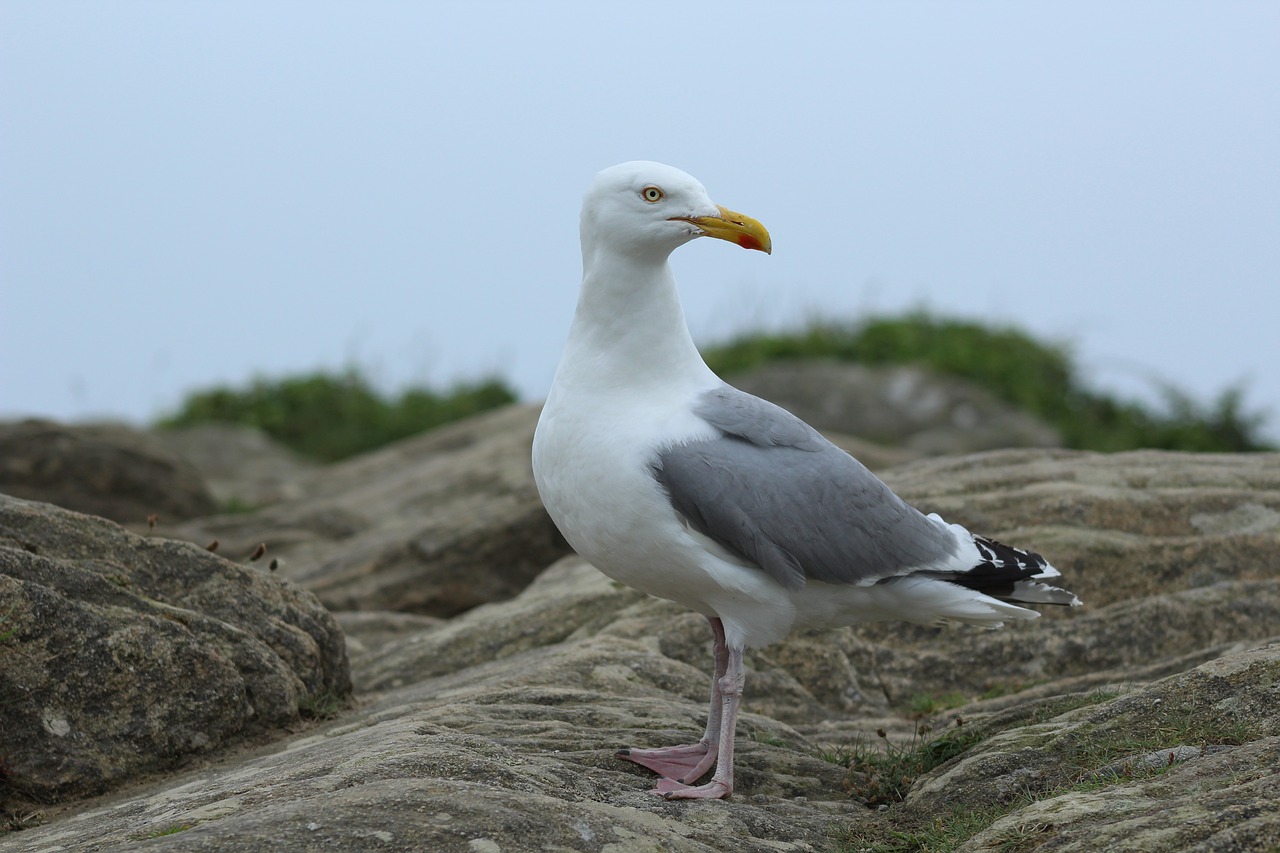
left=3, top=1, right=1278, bottom=440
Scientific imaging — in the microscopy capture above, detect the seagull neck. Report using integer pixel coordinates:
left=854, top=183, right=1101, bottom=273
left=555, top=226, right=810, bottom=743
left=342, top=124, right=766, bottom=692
left=562, top=250, right=714, bottom=390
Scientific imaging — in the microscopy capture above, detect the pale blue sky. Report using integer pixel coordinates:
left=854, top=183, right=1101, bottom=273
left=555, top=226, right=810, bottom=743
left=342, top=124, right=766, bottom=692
left=3, top=1, right=1278, bottom=439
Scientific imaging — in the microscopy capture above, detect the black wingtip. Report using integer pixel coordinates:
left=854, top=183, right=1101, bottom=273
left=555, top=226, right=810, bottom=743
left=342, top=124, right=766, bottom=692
left=950, top=535, right=1079, bottom=606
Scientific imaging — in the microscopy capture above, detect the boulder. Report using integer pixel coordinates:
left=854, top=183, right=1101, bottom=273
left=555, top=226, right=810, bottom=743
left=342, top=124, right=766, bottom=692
left=728, top=360, right=1062, bottom=453
left=0, top=494, right=350, bottom=807
left=0, top=419, right=217, bottom=524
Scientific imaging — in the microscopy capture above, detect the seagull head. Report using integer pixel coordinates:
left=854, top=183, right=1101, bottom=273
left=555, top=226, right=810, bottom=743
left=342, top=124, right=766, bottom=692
left=581, top=161, right=771, bottom=262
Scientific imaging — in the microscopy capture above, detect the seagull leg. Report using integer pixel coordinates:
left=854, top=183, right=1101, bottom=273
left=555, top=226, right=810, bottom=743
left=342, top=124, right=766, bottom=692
left=655, top=642, right=744, bottom=799
left=617, top=616, right=727, bottom=781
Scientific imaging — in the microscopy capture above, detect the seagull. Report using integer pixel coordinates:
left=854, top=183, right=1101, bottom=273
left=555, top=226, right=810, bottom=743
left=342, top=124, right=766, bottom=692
left=531, top=161, right=1081, bottom=800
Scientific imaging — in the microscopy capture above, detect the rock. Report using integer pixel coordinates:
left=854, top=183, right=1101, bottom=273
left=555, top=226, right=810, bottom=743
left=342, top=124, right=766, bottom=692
left=873, top=643, right=1280, bottom=853
left=354, top=448, right=1280, bottom=722
left=815, top=429, right=923, bottom=472
left=0, top=629, right=855, bottom=852
left=728, top=360, right=1062, bottom=454
left=3, top=410, right=1278, bottom=851
left=880, top=448, right=1280, bottom=611
left=159, top=404, right=568, bottom=617
left=153, top=423, right=318, bottom=509
left=0, top=494, right=351, bottom=807
left=155, top=404, right=910, bottom=621
left=4, top=577, right=1277, bottom=851
left=0, top=419, right=217, bottom=524
left=334, top=609, right=445, bottom=686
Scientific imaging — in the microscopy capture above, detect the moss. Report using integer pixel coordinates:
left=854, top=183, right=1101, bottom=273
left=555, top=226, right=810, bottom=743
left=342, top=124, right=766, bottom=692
left=831, top=689, right=1262, bottom=852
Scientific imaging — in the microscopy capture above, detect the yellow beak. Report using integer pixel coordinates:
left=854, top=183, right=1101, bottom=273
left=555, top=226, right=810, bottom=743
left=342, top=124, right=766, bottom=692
left=674, top=205, right=772, bottom=254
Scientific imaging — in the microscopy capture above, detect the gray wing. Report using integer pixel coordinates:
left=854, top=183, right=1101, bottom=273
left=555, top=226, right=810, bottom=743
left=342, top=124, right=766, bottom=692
left=651, top=386, right=955, bottom=591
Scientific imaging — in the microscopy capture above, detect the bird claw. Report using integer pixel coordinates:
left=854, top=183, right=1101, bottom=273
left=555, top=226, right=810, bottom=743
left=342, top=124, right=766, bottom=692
left=654, top=777, right=732, bottom=800
left=617, top=743, right=713, bottom=780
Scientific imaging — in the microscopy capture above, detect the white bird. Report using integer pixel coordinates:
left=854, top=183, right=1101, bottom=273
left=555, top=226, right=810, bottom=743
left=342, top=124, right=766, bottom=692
left=532, top=161, right=1081, bottom=800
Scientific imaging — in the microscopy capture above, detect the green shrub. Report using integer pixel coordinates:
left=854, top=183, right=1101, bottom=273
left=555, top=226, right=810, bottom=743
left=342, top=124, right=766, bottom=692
left=158, top=369, right=516, bottom=462
left=703, top=312, right=1271, bottom=453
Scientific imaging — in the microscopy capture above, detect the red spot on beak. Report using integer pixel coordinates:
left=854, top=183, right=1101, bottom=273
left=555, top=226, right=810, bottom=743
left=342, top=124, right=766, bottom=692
left=737, top=234, right=761, bottom=250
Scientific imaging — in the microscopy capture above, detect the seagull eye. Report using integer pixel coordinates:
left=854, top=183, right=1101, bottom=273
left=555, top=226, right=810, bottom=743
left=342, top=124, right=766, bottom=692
left=641, top=186, right=665, bottom=203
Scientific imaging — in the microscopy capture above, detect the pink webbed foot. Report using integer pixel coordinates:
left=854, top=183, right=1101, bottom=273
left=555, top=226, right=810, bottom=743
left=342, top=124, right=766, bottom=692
left=654, top=777, right=732, bottom=800
left=616, top=743, right=714, bottom=781
left=617, top=618, right=738, bottom=801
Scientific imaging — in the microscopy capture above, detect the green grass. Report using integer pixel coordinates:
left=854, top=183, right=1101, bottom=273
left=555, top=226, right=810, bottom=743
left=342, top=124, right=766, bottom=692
left=298, top=690, right=345, bottom=721
left=219, top=497, right=260, bottom=515
left=0, top=604, right=17, bottom=644
left=842, top=721, right=985, bottom=807
left=1053, top=714, right=1252, bottom=781
left=158, top=368, right=516, bottom=462
left=837, top=803, right=1014, bottom=853
left=904, top=691, right=969, bottom=717
left=703, top=312, right=1272, bottom=453
left=1020, top=689, right=1121, bottom=726
left=979, top=681, right=1032, bottom=701
left=131, top=823, right=193, bottom=840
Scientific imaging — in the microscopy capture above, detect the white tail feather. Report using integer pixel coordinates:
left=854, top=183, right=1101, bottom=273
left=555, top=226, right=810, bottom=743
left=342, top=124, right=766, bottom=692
left=1010, top=580, right=1082, bottom=606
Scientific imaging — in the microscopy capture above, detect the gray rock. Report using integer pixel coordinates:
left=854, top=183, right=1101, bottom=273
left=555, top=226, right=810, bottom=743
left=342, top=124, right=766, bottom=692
left=334, top=609, right=444, bottom=687
left=0, top=419, right=217, bottom=524
left=0, top=626, right=855, bottom=852
left=880, top=448, right=1280, bottom=612
left=0, top=494, right=350, bottom=806
left=160, top=404, right=568, bottom=616
left=4, top=590, right=1277, bottom=852
left=153, top=423, right=318, bottom=509
left=728, top=360, right=1062, bottom=454
left=895, top=643, right=1280, bottom=853
left=3, top=408, right=1279, bottom=851
left=156, top=404, right=914, bottom=621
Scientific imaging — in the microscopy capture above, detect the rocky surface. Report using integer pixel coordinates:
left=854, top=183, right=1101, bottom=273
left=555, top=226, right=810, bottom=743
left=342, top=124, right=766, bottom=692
left=0, top=495, right=351, bottom=806
left=844, top=643, right=1280, bottom=852
left=729, top=360, right=1063, bottom=454
left=157, top=405, right=567, bottom=617
left=153, top=423, right=318, bottom=509
left=1, top=407, right=1277, bottom=852
left=0, top=420, right=217, bottom=524
left=151, top=406, right=908, bottom=620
